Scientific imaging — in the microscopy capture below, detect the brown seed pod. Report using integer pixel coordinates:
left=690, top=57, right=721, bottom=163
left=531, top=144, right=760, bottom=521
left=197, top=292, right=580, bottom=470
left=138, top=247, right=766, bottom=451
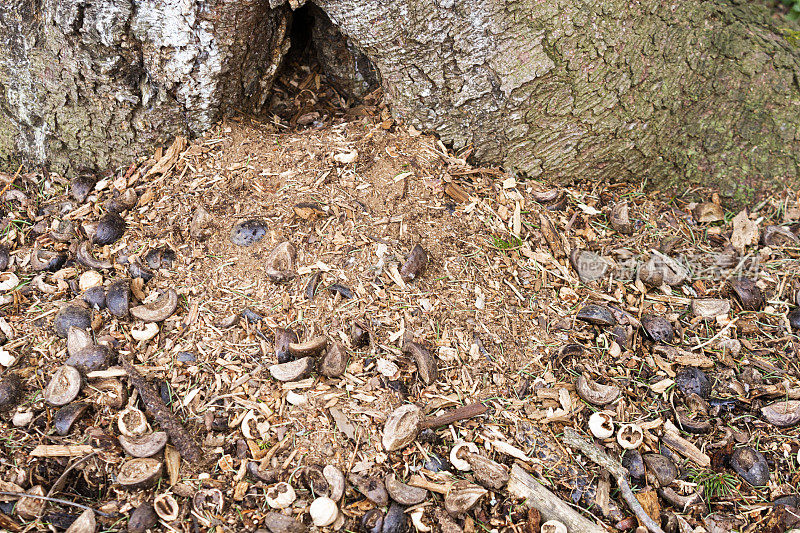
left=319, top=341, right=348, bottom=378
left=385, top=473, right=428, bottom=505
left=76, top=241, right=113, bottom=270
left=464, top=453, right=509, bottom=490
left=288, top=336, right=328, bottom=358
left=728, top=278, right=764, bottom=311
left=403, top=341, right=438, bottom=385
left=400, top=244, right=428, bottom=282
left=274, top=327, right=298, bottom=363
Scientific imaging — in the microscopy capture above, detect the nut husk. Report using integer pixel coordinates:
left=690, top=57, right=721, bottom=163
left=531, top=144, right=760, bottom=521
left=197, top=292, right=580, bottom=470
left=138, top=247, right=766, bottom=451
left=382, top=404, right=422, bottom=452
left=575, top=375, right=621, bottom=406
left=444, top=481, right=487, bottom=516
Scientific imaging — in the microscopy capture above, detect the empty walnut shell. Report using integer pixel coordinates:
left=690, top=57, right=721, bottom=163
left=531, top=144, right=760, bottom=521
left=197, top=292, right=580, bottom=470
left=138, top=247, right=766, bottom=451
left=76, top=241, right=113, bottom=270
left=319, top=341, right=348, bottom=378
left=44, top=366, right=82, bottom=406
left=576, top=375, right=621, bottom=406
left=274, top=327, right=298, bottom=364
left=761, top=225, right=798, bottom=247
left=106, top=279, right=131, bottom=317
left=640, top=315, right=674, bottom=344
left=269, top=357, right=314, bottom=382
left=265, top=482, right=297, bottom=509
left=193, top=488, right=224, bottom=514
left=385, top=473, right=428, bottom=505
left=761, top=400, right=800, bottom=427
left=118, top=406, right=150, bottom=437
left=265, top=242, right=297, bottom=282
left=609, top=202, right=634, bottom=234
left=570, top=249, right=609, bottom=283
left=29, top=244, right=67, bottom=272
left=444, top=481, right=487, bottom=517
left=288, top=336, right=328, bottom=358
left=731, top=446, right=770, bottom=486
left=576, top=304, right=616, bottom=327
left=464, top=453, right=509, bottom=490
left=400, top=244, right=428, bottom=282
left=693, top=202, right=724, bottom=223
left=323, top=465, right=345, bottom=502
left=53, top=402, right=90, bottom=436
left=403, top=341, right=438, bottom=385
left=728, top=278, right=764, bottom=311
left=94, top=213, right=126, bottom=245
left=382, top=404, right=422, bottom=452
left=119, top=432, right=168, bottom=458
left=117, top=458, right=163, bottom=490
left=130, top=289, right=178, bottom=322
left=54, top=305, right=92, bottom=338
left=153, top=493, right=179, bottom=522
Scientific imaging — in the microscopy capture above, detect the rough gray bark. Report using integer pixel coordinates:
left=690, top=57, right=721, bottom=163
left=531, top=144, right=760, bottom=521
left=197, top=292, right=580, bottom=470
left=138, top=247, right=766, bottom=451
left=0, top=0, right=290, bottom=172
left=1, top=0, right=799, bottom=202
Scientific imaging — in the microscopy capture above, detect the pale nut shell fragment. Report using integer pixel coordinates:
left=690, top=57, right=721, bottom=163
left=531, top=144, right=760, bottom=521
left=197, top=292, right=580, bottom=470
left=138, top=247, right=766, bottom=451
left=130, top=289, right=178, bottom=322
left=588, top=412, right=615, bottom=439
left=541, top=520, right=568, bottom=533
left=382, top=404, right=422, bottom=452
left=323, top=465, right=346, bottom=502
left=131, top=322, right=159, bottom=341
left=154, top=493, right=179, bottom=521
left=409, top=509, right=431, bottom=532
left=309, top=496, right=338, bottom=527
left=449, top=441, right=479, bottom=471
left=617, top=423, right=644, bottom=450
left=265, top=482, right=296, bottom=509
left=0, top=272, right=19, bottom=292
left=118, top=406, right=150, bottom=437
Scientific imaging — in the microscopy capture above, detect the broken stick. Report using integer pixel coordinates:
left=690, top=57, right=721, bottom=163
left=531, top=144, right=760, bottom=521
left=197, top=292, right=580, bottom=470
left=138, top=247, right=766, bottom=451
left=563, top=428, right=665, bottom=533
left=507, top=464, right=606, bottom=533
left=421, top=402, right=487, bottom=429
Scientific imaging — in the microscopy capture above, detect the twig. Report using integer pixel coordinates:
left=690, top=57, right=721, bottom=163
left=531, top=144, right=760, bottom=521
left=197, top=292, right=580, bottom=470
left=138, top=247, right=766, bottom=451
left=0, top=491, right=115, bottom=517
left=563, top=428, right=665, bottom=533
left=690, top=318, right=738, bottom=351
left=0, top=164, right=23, bottom=200
left=420, top=402, right=487, bottom=429
left=507, top=464, right=606, bottom=533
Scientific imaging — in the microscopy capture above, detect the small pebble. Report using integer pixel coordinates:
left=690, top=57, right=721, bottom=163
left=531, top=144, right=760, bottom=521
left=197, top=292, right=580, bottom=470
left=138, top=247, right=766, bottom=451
left=230, top=219, right=268, bottom=247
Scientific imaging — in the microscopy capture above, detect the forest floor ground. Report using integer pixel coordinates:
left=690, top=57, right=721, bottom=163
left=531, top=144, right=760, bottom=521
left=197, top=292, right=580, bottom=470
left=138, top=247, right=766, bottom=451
left=1, top=66, right=800, bottom=533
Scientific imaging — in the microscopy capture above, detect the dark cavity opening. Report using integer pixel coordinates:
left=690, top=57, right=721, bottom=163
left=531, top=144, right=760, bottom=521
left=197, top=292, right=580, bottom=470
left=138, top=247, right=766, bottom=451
left=267, top=4, right=382, bottom=126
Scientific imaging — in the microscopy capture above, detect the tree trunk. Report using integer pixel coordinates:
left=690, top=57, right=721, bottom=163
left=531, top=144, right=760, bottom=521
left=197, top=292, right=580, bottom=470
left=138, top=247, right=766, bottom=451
left=1, top=0, right=798, bottom=203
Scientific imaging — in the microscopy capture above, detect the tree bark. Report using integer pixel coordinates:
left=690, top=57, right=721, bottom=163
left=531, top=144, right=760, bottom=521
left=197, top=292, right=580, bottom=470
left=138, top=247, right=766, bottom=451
left=1, top=0, right=798, bottom=202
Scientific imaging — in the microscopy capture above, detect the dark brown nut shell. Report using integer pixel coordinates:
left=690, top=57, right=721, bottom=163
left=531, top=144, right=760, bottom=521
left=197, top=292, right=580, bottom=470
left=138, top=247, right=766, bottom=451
left=403, top=341, right=438, bottom=385
left=128, top=502, right=159, bottom=533
left=350, top=474, right=389, bottom=506
left=53, top=402, right=90, bottom=436
left=575, top=375, right=621, bottom=406
left=730, top=447, right=770, bottom=486
left=288, top=335, right=328, bottom=358
left=609, top=202, right=634, bottom=234
left=350, top=320, right=370, bottom=348
left=30, top=245, right=67, bottom=272
left=106, top=280, right=131, bottom=317
left=263, top=512, right=306, bottom=533
left=464, top=453, right=509, bottom=490
left=71, top=175, right=95, bottom=203
left=400, top=244, right=427, bottom=282
left=130, top=289, right=178, bottom=322
left=319, top=341, right=348, bottom=378
left=66, top=345, right=112, bottom=374
left=274, top=327, right=298, bottom=364
left=117, top=458, right=163, bottom=490
left=643, top=453, right=678, bottom=487
left=106, top=189, right=138, bottom=213
left=576, top=304, right=616, bottom=327
left=119, top=432, right=168, bottom=458
left=230, top=219, right=268, bottom=247
left=83, top=286, right=107, bottom=310
left=641, top=315, right=675, bottom=344
left=44, top=365, right=82, bottom=406
left=94, top=213, right=126, bottom=245
left=384, top=473, right=428, bottom=505
left=728, top=278, right=764, bottom=311
left=0, top=245, right=9, bottom=272
left=0, top=373, right=23, bottom=412
left=54, top=304, right=91, bottom=338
